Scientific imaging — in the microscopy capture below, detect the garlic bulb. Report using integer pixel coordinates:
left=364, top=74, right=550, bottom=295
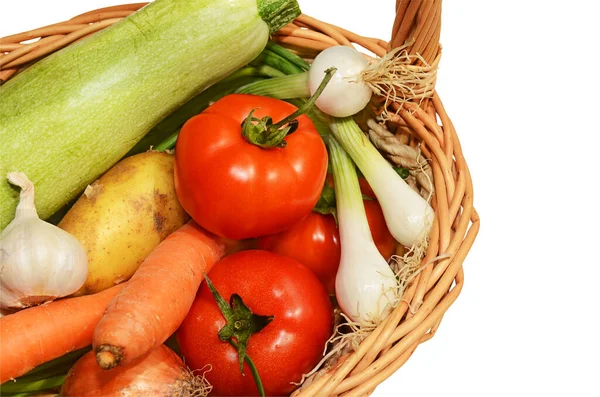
left=0, top=172, right=88, bottom=309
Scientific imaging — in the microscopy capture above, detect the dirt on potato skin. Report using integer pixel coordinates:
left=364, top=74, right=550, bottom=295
left=58, top=151, right=188, bottom=296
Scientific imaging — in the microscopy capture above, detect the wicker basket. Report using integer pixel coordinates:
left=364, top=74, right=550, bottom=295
left=0, top=1, right=479, bottom=396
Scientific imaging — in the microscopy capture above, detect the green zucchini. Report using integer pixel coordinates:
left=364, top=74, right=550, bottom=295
left=0, top=0, right=300, bottom=229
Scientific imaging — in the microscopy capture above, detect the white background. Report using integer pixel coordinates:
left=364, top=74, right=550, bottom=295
left=2, top=1, right=600, bottom=396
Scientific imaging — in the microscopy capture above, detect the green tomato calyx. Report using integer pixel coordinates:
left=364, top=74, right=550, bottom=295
left=241, top=67, right=337, bottom=149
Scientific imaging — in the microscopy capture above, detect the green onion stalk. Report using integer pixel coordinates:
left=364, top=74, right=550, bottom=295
left=233, top=54, right=434, bottom=248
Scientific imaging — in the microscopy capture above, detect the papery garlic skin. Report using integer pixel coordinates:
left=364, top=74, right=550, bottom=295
left=0, top=172, right=88, bottom=309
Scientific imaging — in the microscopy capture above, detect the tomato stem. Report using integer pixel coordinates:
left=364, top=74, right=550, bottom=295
left=269, top=67, right=336, bottom=131
left=230, top=340, right=266, bottom=397
left=241, top=67, right=336, bottom=149
left=204, top=274, right=273, bottom=396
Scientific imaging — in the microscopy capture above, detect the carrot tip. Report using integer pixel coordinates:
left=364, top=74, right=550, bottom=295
left=95, top=345, right=123, bottom=369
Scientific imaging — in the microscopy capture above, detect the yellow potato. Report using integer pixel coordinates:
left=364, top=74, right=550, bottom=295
left=59, top=152, right=188, bottom=295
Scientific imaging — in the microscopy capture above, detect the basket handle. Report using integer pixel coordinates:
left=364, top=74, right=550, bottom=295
left=389, top=0, right=442, bottom=65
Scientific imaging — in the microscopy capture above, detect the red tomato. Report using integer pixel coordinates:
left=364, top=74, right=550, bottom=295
left=356, top=177, right=397, bottom=258
left=358, top=177, right=376, bottom=198
left=258, top=212, right=340, bottom=294
left=258, top=200, right=397, bottom=295
left=364, top=199, right=397, bottom=260
left=177, top=250, right=333, bottom=397
left=327, top=173, right=376, bottom=199
left=174, top=94, right=328, bottom=240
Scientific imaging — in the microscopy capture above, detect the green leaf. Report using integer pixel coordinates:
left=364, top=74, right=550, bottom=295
left=313, top=180, right=338, bottom=223
left=393, top=166, right=411, bottom=179
left=204, top=274, right=234, bottom=320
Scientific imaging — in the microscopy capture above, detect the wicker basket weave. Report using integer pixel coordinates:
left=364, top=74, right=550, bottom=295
left=0, top=1, right=480, bottom=396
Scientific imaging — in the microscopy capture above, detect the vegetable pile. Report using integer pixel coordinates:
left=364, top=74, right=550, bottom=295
left=0, top=0, right=436, bottom=396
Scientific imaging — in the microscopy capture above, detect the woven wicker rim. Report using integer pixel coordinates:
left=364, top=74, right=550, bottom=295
left=0, top=2, right=480, bottom=396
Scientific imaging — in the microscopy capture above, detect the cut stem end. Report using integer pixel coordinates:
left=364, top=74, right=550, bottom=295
left=95, top=345, right=123, bottom=370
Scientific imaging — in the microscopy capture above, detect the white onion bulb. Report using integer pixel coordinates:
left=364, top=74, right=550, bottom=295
left=308, top=46, right=372, bottom=117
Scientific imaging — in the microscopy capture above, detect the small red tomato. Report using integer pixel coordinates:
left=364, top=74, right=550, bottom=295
left=327, top=174, right=376, bottom=199
left=174, top=94, right=328, bottom=240
left=258, top=212, right=340, bottom=294
left=258, top=199, right=397, bottom=295
left=177, top=250, right=333, bottom=397
left=364, top=199, right=397, bottom=260
left=358, top=177, right=376, bottom=198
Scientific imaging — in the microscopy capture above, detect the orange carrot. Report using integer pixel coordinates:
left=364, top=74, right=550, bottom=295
left=0, top=284, right=124, bottom=383
left=93, top=221, right=227, bottom=369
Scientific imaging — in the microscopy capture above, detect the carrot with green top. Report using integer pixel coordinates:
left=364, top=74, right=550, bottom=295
left=93, top=221, right=229, bottom=369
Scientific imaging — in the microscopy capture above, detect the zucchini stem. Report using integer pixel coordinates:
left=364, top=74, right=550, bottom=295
left=257, top=0, right=302, bottom=34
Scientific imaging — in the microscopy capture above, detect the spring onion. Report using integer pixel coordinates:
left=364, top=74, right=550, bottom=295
left=328, top=137, right=397, bottom=324
left=308, top=46, right=373, bottom=117
left=238, top=46, right=371, bottom=118
left=238, top=46, right=435, bottom=247
left=330, top=118, right=434, bottom=247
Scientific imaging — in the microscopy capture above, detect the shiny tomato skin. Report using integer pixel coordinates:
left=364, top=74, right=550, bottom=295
left=327, top=174, right=376, bottom=199
left=364, top=199, right=397, bottom=260
left=258, top=212, right=340, bottom=295
left=174, top=94, right=328, bottom=240
left=177, top=250, right=333, bottom=397
left=358, top=177, right=376, bottom=198
left=258, top=200, right=397, bottom=295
